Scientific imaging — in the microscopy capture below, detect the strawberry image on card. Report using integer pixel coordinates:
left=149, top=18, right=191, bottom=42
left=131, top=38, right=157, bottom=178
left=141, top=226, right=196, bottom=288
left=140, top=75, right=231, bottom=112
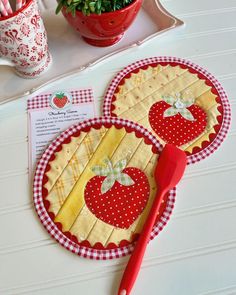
left=50, top=91, right=72, bottom=109
left=84, top=158, right=150, bottom=229
left=149, top=93, right=207, bottom=147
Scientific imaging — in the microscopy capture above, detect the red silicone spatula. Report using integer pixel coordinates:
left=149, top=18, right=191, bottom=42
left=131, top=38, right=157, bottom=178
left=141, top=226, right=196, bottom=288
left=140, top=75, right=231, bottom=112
left=118, top=144, right=187, bottom=295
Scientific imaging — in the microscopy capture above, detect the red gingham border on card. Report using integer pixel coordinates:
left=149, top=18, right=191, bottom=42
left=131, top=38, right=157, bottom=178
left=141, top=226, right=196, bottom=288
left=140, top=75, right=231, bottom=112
left=28, top=89, right=94, bottom=110
left=103, top=57, right=231, bottom=165
left=33, top=117, right=176, bottom=260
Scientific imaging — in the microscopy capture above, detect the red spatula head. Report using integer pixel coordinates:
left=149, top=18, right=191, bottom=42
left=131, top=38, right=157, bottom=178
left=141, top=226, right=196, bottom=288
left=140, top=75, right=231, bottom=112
left=155, top=144, right=187, bottom=191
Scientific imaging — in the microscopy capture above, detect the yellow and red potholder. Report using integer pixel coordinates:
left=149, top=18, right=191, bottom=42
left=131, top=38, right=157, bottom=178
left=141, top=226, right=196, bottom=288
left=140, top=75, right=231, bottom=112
left=103, top=57, right=231, bottom=164
left=34, top=117, right=176, bottom=259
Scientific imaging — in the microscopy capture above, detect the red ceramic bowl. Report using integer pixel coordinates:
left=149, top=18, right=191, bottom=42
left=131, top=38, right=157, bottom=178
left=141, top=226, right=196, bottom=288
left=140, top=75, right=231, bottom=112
left=62, top=0, right=143, bottom=47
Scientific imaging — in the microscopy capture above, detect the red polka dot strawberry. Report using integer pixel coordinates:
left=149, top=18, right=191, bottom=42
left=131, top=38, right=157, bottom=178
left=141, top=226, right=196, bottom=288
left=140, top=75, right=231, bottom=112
left=52, top=92, right=69, bottom=109
left=149, top=93, right=207, bottom=146
left=84, top=158, right=150, bottom=229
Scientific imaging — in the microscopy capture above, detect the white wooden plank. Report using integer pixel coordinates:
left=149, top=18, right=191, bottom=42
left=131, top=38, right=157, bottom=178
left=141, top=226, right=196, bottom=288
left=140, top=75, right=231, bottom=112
left=1, top=210, right=236, bottom=294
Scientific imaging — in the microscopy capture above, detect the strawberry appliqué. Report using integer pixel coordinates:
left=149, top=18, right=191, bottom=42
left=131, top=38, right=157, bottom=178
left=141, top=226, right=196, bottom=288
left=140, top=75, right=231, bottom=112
left=84, top=158, right=150, bottom=229
left=53, top=92, right=69, bottom=108
left=149, top=93, right=207, bottom=146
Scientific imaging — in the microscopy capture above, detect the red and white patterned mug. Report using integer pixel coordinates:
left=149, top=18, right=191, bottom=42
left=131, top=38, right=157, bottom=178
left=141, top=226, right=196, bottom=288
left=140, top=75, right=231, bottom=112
left=0, top=0, right=52, bottom=78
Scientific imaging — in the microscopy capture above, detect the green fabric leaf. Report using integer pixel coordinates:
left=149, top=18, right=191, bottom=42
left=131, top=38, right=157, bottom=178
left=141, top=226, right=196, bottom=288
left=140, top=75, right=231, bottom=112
left=91, top=166, right=109, bottom=176
left=162, top=95, right=176, bottom=106
left=116, top=172, right=135, bottom=186
left=92, top=156, right=136, bottom=194
left=101, top=176, right=116, bottom=194
left=163, top=107, right=179, bottom=117
left=103, top=158, right=113, bottom=172
left=183, top=99, right=194, bottom=108
left=114, top=158, right=127, bottom=172
left=179, top=108, right=195, bottom=121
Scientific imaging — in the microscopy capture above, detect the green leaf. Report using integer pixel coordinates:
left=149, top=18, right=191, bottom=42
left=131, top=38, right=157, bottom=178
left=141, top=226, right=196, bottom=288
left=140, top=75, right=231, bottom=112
left=82, top=6, right=87, bottom=15
left=55, top=0, right=64, bottom=14
left=183, top=99, right=194, bottom=108
left=103, top=158, right=113, bottom=172
left=55, top=92, right=65, bottom=99
left=162, top=95, right=176, bottom=106
left=72, top=7, right=76, bottom=16
left=114, top=158, right=127, bottom=172
left=101, top=176, right=115, bottom=194
left=179, top=108, right=195, bottom=121
left=163, top=106, right=179, bottom=118
left=97, top=0, right=102, bottom=10
left=91, top=165, right=109, bottom=176
left=56, top=0, right=136, bottom=16
left=116, top=173, right=134, bottom=186
left=89, top=2, right=96, bottom=12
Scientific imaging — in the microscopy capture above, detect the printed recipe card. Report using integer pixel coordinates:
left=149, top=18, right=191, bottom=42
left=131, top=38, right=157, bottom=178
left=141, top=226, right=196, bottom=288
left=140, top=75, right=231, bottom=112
left=28, top=88, right=96, bottom=172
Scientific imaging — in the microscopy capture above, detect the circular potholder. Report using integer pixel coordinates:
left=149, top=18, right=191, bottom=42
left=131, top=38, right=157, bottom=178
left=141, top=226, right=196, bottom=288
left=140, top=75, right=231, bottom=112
left=103, top=57, right=231, bottom=164
left=33, top=117, right=176, bottom=260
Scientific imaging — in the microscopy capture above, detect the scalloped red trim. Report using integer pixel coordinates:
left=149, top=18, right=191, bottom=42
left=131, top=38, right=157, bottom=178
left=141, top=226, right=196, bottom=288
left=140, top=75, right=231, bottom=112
left=42, top=121, right=167, bottom=250
left=109, top=62, right=223, bottom=155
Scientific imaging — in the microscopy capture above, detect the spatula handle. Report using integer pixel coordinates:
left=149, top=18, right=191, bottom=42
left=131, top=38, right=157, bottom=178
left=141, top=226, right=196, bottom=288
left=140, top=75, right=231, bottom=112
left=118, top=189, right=166, bottom=295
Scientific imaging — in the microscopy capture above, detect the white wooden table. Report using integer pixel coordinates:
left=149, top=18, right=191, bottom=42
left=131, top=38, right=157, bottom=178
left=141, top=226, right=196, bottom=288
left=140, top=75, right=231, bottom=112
left=0, top=0, right=236, bottom=294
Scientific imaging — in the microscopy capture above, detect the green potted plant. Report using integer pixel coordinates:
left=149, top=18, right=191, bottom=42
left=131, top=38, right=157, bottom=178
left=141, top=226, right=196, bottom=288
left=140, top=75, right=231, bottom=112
left=56, top=0, right=143, bottom=47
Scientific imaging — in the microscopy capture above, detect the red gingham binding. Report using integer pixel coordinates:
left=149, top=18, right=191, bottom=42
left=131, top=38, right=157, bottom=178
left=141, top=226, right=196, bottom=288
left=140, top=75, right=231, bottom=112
left=103, top=57, right=231, bottom=165
left=33, top=117, right=176, bottom=260
left=28, top=89, right=94, bottom=110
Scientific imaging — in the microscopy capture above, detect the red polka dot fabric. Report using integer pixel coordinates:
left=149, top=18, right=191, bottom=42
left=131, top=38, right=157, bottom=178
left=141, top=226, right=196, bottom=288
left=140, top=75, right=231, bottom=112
left=149, top=101, right=207, bottom=147
left=84, top=168, right=150, bottom=229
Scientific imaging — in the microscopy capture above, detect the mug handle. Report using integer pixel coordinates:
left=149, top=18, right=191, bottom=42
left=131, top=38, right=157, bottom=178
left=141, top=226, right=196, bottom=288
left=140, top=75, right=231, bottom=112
left=0, top=57, right=15, bottom=67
